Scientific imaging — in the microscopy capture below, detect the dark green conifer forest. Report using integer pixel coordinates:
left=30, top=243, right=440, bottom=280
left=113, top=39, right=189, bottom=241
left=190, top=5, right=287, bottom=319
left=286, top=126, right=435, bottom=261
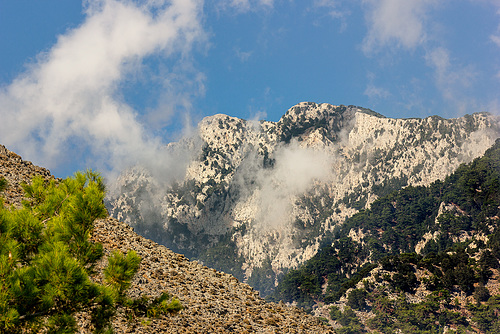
left=270, top=139, right=500, bottom=333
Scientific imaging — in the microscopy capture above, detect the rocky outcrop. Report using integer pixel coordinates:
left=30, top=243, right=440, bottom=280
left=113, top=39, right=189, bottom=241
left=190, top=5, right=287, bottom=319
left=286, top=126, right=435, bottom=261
left=107, top=102, right=500, bottom=294
left=0, top=145, right=333, bottom=333
left=0, top=144, right=55, bottom=206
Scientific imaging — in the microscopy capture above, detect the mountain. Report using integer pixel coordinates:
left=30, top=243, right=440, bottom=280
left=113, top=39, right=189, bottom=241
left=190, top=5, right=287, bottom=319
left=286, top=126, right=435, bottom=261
left=271, top=139, right=500, bottom=333
left=106, top=102, right=500, bottom=295
left=0, top=144, right=333, bottom=333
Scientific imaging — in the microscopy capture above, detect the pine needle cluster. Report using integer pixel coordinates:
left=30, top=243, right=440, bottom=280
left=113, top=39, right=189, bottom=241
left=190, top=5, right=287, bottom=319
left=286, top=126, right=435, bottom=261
left=0, top=171, right=178, bottom=333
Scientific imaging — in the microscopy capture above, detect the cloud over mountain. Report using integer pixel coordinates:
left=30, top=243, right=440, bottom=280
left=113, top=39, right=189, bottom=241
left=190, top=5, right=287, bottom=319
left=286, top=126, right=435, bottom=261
left=0, top=0, right=205, bottom=177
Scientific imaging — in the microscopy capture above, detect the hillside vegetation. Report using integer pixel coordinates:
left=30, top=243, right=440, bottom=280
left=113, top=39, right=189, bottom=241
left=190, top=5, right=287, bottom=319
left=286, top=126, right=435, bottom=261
left=0, top=172, right=182, bottom=333
left=271, top=139, right=500, bottom=333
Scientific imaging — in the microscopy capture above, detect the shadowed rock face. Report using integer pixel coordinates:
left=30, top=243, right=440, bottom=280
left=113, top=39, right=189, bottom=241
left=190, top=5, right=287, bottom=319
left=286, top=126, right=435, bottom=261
left=106, top=102, right=500, bottom=295
left=0, top=145, right=334, bottom=333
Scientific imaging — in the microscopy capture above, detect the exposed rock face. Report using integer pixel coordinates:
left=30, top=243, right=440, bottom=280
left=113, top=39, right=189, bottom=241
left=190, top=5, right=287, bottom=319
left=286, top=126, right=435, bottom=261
left=0, top=145, right=333, bottom=333
left=0, top=144, right=55, bottom=206
left=106, top=102, right=500, bottom=294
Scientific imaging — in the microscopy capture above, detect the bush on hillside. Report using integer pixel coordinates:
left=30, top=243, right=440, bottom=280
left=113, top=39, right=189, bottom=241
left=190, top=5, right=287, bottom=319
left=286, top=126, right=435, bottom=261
left=0, top=176, right=7, bottom=192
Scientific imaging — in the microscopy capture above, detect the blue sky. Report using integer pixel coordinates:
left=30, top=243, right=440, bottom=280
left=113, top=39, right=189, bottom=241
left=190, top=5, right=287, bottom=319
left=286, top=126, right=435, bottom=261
left=0, top=0, right=499, bottom=177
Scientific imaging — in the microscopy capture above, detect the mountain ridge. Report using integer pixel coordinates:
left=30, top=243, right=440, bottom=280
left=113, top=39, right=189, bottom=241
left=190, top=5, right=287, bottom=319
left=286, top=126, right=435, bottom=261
left=106, top=102, right=500, bottom=295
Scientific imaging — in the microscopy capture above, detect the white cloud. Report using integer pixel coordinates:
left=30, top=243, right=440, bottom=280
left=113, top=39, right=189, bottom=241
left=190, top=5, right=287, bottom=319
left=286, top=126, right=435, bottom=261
left=485, top=7, right=500, bottom=82
left=234, top=47, right=253, bottom=62
left=0, top=0, right=206, bottom=177
left=256, top=142, right=333, bottom=232
left=491, top=9, right=500, bottom=48
left=364, top=84, right=390, bottom=100
left=364, top=72, right=390, bottom=100
left=359, top=0, right=500, bottom=115
left=425, top=47, right=477, bottom=110
left=361, top=0, right=437, bottom=53
left=249, top=110, right=268, bottom=123
left=311, top=0, right=350, bottom=30
left=313, top=0, right=338, bottom=7
left=234, top=140, right=333, bottom=233
left=218, top=0, right=275, bottom=13
left=492, top=34, right=500, bottom=47
left=146, top=61, right=207, bottom=130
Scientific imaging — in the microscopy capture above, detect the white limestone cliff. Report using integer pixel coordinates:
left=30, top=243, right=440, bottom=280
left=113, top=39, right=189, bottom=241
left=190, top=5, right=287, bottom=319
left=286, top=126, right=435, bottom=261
left=106, top=102, right=499, bottom=293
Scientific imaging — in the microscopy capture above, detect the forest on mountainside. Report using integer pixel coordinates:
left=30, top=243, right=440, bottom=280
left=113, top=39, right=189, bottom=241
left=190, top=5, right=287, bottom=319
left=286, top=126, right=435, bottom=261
left=270, top=139, right=500, bottom=333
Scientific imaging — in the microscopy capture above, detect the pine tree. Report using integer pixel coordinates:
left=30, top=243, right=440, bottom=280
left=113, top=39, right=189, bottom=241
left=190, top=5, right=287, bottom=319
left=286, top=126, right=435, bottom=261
left=0, top=171, right=153, bottom=333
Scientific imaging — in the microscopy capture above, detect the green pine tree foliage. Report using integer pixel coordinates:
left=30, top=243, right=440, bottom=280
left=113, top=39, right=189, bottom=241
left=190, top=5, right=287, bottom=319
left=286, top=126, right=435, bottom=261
left=0, top=176, right=7, bottom=193
left=0, top=171, right=166, bottom=333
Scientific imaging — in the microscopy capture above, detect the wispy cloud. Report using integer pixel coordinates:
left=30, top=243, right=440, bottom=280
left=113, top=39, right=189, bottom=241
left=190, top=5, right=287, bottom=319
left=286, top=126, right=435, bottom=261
left=364, top=84, right=390, bottom=100
left=218, top=0, right=275, bottom=13
left=310, top=0, right=350, bottom=31
left=358, top=0, right=500, bottom=115
left=492, top=34, right=500, bottom=48
left=361, top=0, right=437, bottom=54
left=364, top=72, right=391, bottom=100
left=491, top=8, right=500, bottom=79
left=234, top=47, right=253, bottom=62
left=425, top=47, right=477, bottom=111
left=233, top=140, right=333, bottom=233
left=0, top=0, right=206, bottom=177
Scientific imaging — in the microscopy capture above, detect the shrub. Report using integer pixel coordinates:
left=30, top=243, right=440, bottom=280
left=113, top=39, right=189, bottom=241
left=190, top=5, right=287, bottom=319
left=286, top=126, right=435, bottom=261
left=473, top=284, right=491, bottom=304
left=0, top=176, right=7, bottom=192
left=347, top=289, right=367, bottom=310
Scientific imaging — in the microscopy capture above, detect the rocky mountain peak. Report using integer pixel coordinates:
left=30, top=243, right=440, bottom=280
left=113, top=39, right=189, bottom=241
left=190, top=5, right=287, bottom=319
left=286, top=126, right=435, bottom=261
left=280, top=102, right=340, bottom=121
left=278, top=102, right=355, bottom=144
left=107, top=102, right=500, bottom=296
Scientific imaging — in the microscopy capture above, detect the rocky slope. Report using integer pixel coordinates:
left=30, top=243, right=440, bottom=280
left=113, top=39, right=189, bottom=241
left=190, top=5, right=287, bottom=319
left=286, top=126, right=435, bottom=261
left=106, top=102, right=500, bottom=294
left=0, top=145, right=55, bottom=205
left=0, top=145, right=333, bottom=333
